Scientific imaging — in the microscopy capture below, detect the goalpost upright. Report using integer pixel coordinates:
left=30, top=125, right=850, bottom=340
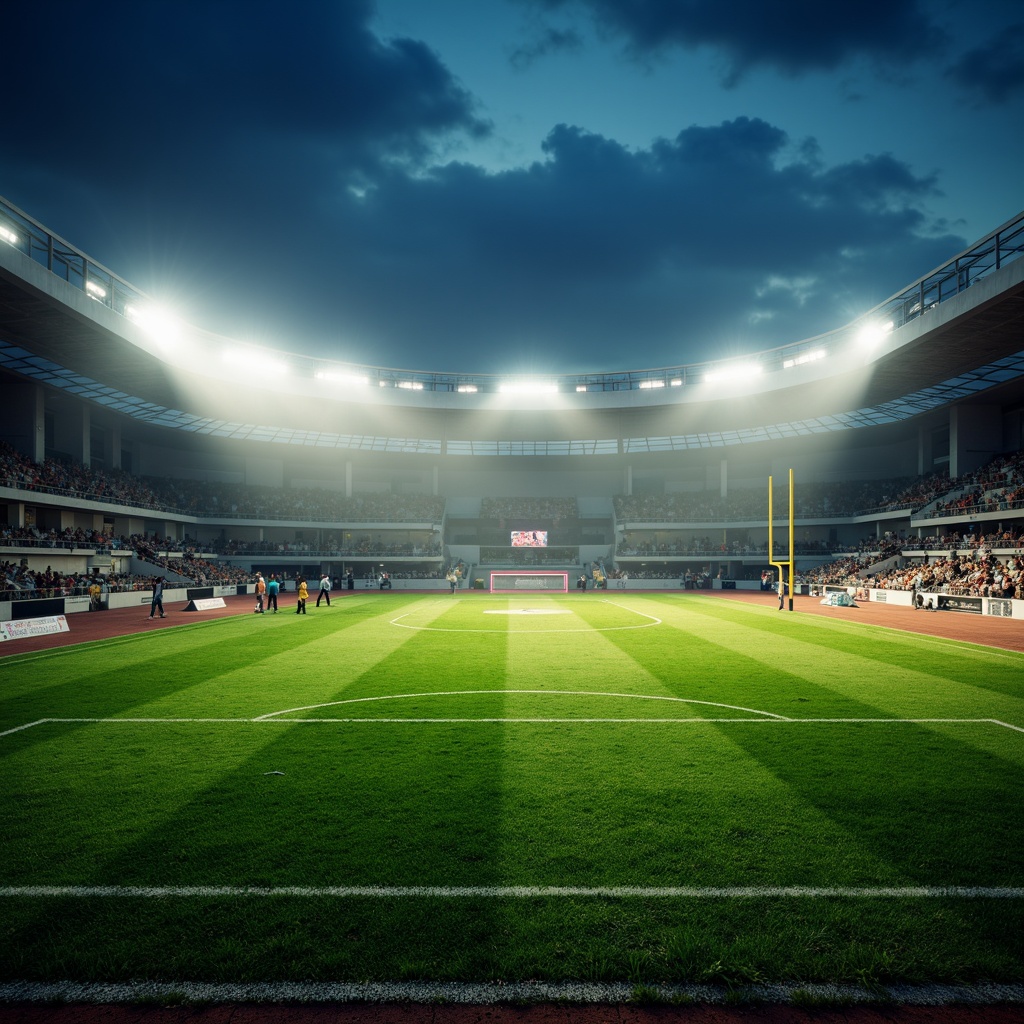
left=768, top=469, right=795, bottom=611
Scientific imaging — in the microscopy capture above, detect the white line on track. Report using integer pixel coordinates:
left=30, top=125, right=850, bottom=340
left=2, top=884, right=1023, bottom=898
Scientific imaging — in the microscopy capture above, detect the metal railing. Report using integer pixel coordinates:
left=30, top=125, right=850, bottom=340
left=2, top=192, right=1021, bottom=394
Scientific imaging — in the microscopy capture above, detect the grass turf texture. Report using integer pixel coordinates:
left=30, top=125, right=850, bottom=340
left=1, top=592, right=1022, bottom=986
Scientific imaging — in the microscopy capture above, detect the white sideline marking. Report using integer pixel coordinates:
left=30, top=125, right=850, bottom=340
left=255, top=690, right=787, bottom=721
left=2, top=884, right=1023, bottom=899
left=0, top=718, right=50, bottom=737
left=3, top=980, right=1024, bottom=1007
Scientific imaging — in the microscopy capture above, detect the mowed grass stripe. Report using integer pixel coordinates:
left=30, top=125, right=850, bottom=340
left=683, top=593, right=1024, bottom=684
left=629, top=594, right=1024, bottom=725
left=3, top=720, right=975, bottom=888
left=132, top=595, right=447, bottom=720
left=581, top=595, right=890, bottom=723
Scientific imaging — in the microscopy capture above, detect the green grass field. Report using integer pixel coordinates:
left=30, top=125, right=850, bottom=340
left=2, top=592, right=1022, bottom=987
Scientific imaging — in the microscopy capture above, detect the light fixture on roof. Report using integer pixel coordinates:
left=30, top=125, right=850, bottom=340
left=639, top=379, right=665, bottom=389
left=222, top=348, right=289, bottom=376
left=498, top=381, right=558, bottom=395
left=397, top=380, right=424, bottom=390
left=704, top=361, right=762, bottom=384
left=783, top=349, right=826, bottom=369
left=124, top=303, right=182, bottom=348
left=856, top=320, right=894, bottom=348
left=575, top=385, right=588, bottom=392
left=670, top=378, right=682, bottom=387
left=0, top=226, right=19, bottom=245
left=457, top=383, right=478, bottom=393
left=315, top=369, right=369, bottom=386
left=85, top=280, right=107, bottom=299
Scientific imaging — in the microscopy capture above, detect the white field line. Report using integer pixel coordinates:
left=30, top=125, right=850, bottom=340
left=391, top=599, right=663, bottom=634
left=255, top=689, right=787, bottom=721
left=2, top=884, right=1023, bottom=899
left=4, top=716, right=1023, bottom=735
left=3, top=980, right=1024, bottom=1006
left=390, top=617, right=661, bottom=634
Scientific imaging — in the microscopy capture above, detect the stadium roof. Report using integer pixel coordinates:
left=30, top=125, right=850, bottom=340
left=1, top=195, right=1023, bottom=454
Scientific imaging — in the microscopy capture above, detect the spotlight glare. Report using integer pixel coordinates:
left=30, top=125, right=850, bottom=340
left=638, top=379, right=665, bottom=389
left=704, top=361, right=762, bottom=384
left=457, top=384, right=479, bottom=393
left=498, top=381, right=558, bottom=395
left=315, top=369, right=369, bottom=386
left=856, top=320, right=894, bottom=348
left=222, top=349, right=290, bottom=376
left=0, top=226, right=17, bottom=245
left=783, top=349, right=826, bottom=369
left=124, top=303, right=182, bottom=348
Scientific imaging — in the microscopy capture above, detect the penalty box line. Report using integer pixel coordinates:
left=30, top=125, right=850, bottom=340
left=3, top=717, right=1024, bottom=737
left=2, top=885, right=1024, bottom=899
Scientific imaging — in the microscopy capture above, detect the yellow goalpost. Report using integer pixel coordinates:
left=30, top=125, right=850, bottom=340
left=768, top=469, right=794, bottom=611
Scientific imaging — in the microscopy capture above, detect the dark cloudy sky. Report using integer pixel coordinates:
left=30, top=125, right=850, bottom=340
left=3, top=0, right=1022, bottom=375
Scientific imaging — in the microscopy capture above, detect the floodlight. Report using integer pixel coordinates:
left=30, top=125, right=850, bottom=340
left=704, top=361, right=762, bottom=384
left=397, top=380, right=424, bottom=390
left=669, top=379, right=682, bottom=387
left=124, top=303, right=182, bottom=348
left=783, top=349, right=826, bottom=369
left=856, top=320, right=894, bottom=348
left=575, top=385, right=588, bottom=392
left=639, top=379, right=665, bottom=389
left=457, top=384, right=479, bottom=393
left=0, top=226, right=19, bottom=245
left=222, top=349, right=289, bottom=376
left=85, top=280, right=107, bottom=299
left=315, top=369, right=369, bottom=386
left=498, top=381, right=558, bottom=395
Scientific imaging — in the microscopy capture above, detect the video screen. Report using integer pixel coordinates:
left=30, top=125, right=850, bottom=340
left=511, top=530, right=548, bottom=547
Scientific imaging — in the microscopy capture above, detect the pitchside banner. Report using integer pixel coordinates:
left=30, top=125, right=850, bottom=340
left=0, top=615, right=70, bottom=642
left=938, top=595, right=983, bottom=615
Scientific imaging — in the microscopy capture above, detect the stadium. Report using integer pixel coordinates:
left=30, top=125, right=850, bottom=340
left=1, top=193, right=1024, bottom=1012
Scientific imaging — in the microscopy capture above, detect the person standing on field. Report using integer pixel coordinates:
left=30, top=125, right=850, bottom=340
left=266, top=573, right=280, bottom=613
left=316, top=573, right=331, bottom=607
left=296, top=576, right=308, bottom=614
left=149, top=577, right=166, bottom=619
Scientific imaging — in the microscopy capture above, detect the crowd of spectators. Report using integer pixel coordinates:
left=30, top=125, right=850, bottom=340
left=480, top=497, right=578, bottom=520
left=0, top=442, right=445, bottom=524
left=0, top=525, right=127, bottom=550
left=799, top=530, right=1024, bottom=598
left=617, top=537, right=849, bottom=557
left=612, top=458, right=1024, bottom=524
left=215, top=537, right=442, bottom=558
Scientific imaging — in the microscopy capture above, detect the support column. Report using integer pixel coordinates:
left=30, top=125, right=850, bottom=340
left=32, top=386, right=45, bottom=463
left=950, top=405, right=1001, bottom=478
left=111, top=422, right=122, bottom=470
left=81, top=405, right=91, bottom=467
